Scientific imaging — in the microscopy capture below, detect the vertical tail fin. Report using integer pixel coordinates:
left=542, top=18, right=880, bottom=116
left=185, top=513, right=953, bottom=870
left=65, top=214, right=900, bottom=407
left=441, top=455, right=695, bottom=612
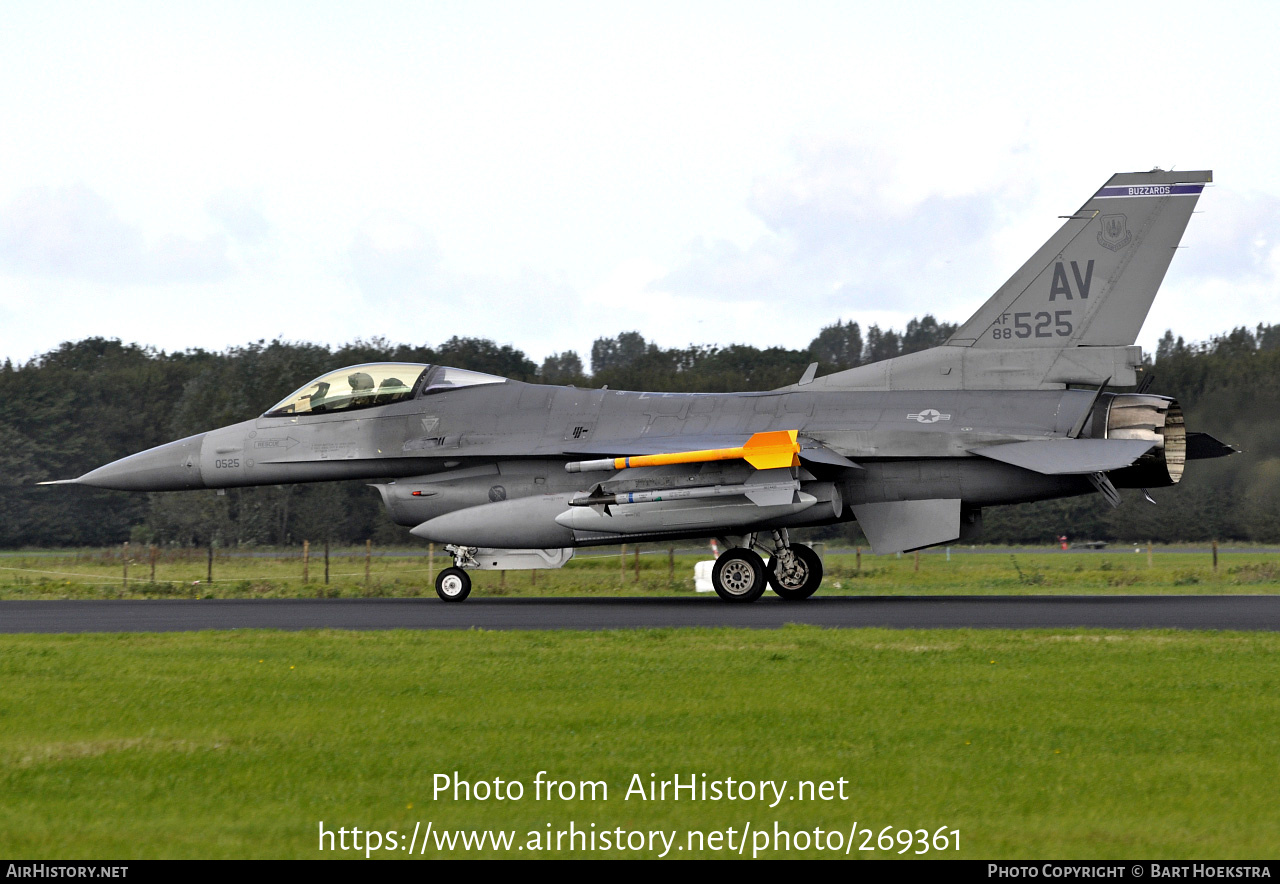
left=949, top=169, right=1211, bottom=349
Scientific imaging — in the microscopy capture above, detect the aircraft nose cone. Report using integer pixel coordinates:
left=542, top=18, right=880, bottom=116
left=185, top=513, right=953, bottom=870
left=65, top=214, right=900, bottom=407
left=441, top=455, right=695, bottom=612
left=73, top=433, right=207, bottom=491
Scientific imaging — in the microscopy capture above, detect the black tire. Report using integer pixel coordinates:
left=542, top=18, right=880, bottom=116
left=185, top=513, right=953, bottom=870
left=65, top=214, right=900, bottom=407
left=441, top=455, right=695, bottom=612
left=767, top=543, right=824, bottom=600
left=711, top=548, right=767, bottom=602
left=435, top=567, right=472, bottom=602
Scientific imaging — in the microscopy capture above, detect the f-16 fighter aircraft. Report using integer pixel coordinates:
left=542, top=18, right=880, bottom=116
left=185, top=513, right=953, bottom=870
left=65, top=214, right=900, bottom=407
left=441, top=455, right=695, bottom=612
left=50, top=169, right=1234, bottom=602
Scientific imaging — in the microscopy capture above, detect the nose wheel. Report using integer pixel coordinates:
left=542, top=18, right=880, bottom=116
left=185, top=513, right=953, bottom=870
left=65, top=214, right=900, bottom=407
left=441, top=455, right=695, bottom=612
left=711, top=548, right=768, bottom=602
left=435, top=566, right=472, bottom=602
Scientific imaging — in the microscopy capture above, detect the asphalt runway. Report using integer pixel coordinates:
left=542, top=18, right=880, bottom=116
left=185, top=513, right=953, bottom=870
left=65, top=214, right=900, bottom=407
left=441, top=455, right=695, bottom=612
left=4, top=595, right=1280, bottom=633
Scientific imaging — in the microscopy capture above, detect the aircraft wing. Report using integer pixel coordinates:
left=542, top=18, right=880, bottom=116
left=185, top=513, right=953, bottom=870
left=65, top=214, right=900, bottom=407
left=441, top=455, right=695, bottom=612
left=969, top=438, right=1155, bottom=475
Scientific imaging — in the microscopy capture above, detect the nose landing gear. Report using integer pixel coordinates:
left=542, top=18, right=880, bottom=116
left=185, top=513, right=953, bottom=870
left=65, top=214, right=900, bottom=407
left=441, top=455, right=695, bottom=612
left=435, top=566, right=472, bottom=601
left=435, top=545, right=478, bottom=601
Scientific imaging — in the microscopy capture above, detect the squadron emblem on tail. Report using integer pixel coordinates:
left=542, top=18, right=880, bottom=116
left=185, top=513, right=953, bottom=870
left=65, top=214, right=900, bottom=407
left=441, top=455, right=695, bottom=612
left=1097, top=213, right=1132, bottom=251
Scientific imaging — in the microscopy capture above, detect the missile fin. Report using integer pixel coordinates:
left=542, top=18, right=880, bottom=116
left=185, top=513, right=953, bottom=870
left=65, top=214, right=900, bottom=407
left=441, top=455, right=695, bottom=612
left=744, top=485, right=797, bottom=506
left=743, top=468, right=801, bottom=506
left=742, top=429, right=801, bottom=470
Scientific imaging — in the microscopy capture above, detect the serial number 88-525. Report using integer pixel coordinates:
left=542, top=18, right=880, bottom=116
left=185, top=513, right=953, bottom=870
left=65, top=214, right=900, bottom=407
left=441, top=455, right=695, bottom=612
left=991, top=310, right=1073, bottom=340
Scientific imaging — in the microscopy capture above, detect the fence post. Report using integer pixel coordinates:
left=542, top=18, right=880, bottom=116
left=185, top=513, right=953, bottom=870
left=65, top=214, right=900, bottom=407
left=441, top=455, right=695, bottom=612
left=856, top=547, right=862, bottom=572
left=206, top=542, right=213, bottom=585
left=1212, top=539, right=1219, bottom=573
left=620, top=544, right=626, bottom=584
left=324, top=540, right=330, bottom=588
left=150, top=545, right=157, bottom=583
left=122, top=542, right=129, bottom=590
left=302, top=540, right=310, bottom=584
left=365, top=539, right=372, bottom=589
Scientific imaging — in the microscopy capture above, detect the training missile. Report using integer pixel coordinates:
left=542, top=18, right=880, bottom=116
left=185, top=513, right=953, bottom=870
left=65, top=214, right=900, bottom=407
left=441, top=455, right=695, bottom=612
left=554, top=492, right=819, bottom=535
left=569, top=479, right=800, bottom=509
left=565, top=429, right=800, bottom=473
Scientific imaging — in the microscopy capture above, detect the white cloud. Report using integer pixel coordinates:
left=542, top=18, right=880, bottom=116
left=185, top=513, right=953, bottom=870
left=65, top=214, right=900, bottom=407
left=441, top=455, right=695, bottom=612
left=345, top=213, right=581, bottom=355
left=0, top=185, right=232, bottom=285
left=348, top=213, right=441, bottom=300
left=1138, top=186, right=1280, bottom=346
left=651, top=140, right=1014, bottom=336
left=205, top=190, right=270, bottom=247
left=1, top=3, right=1279, bottom=365
left=1176, top=187, right=1280, bottom=285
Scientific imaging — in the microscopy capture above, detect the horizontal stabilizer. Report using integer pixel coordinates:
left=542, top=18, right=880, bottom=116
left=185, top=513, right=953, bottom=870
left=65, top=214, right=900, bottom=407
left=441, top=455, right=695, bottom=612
left=1186, top=432, right=1237, bottom=460
left=852, top=499, right=961, bottom=555
left=969, top=438, right=1154, bottom=475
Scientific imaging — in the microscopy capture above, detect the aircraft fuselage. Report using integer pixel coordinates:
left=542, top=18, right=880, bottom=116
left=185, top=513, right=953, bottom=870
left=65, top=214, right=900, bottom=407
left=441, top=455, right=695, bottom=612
left=73, top=378, right=1159, bottom=552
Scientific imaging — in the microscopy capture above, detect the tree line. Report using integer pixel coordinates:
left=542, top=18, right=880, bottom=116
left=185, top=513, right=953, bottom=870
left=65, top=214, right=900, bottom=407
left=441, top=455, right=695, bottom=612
left=0, top=318, right=1273, bottom=548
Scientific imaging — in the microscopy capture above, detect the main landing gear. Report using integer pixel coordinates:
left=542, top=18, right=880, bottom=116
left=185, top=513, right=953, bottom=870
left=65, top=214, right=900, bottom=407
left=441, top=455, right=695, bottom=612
left=711, top=548, right=769, bottom=603
left=767, top=537, right=823, bottom=601
left=710, top=530, right=823, bottom=603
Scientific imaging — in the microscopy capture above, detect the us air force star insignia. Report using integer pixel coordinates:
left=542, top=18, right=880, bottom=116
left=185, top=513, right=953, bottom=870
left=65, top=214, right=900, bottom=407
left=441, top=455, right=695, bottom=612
left=908, top=409, right=951, bottom=423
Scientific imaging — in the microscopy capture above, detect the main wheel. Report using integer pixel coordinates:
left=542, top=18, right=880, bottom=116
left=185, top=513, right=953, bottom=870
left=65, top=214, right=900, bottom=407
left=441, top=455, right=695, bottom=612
left=767, top=543, right=823, bottom=601
left=711, top=548, right=767, bottom=602
left=435, top=566, right=472, bottom=602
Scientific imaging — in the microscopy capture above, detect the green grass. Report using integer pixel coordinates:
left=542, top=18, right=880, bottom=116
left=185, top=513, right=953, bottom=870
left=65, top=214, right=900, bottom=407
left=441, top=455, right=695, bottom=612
left=2, top=627, right=1279, bottom=858
left=0, top=546, right=1275, bottom=599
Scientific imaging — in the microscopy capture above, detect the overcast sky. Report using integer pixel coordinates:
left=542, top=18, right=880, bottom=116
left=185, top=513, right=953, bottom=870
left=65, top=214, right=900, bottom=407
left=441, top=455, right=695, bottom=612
left=1, top=1, right=1277, bottom=368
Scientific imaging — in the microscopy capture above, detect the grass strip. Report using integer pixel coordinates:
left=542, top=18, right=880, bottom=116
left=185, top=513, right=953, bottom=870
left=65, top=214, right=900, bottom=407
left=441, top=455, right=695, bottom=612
left=0, top=548, right=1275, bottom=599
left=1, top=626, right=1278, bottom=858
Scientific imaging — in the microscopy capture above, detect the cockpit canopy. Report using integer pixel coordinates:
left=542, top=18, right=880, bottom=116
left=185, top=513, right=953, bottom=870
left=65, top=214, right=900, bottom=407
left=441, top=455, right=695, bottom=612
left=263, top=363, right=506, bottom=417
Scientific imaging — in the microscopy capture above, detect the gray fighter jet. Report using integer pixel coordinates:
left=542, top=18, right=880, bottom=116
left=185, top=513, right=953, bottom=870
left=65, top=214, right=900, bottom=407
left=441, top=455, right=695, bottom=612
left=49, top=169, right=1234, bottom=602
